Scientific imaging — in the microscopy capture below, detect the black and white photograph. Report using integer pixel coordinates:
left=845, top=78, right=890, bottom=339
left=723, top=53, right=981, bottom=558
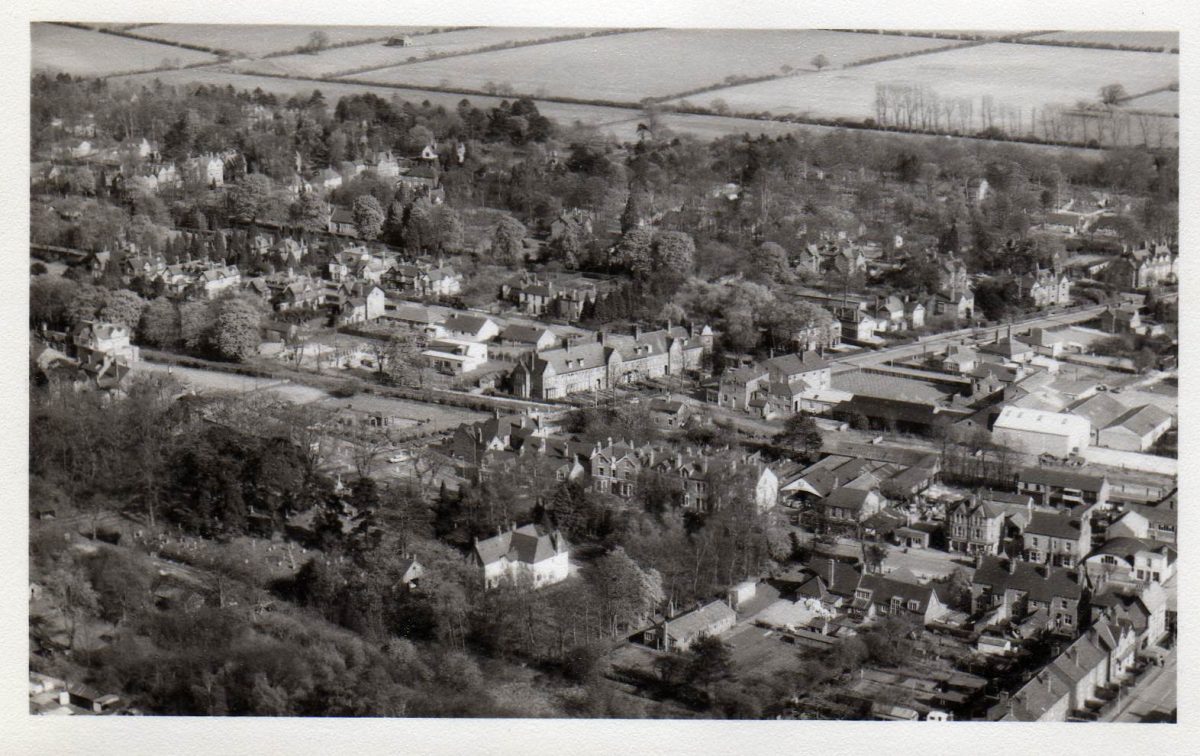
left=12, top=1, right=1191, bottom=749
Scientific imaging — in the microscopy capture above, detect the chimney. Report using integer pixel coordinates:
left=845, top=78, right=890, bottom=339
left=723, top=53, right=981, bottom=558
left=596, top=330, right=604, bottom=344
left=634, top=324, right=642, bottom=341
left=1006, top=559, right=1017, bottom=575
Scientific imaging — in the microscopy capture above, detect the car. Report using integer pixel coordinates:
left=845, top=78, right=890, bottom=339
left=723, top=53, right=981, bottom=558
left=387, top=453, right=408, bottom=464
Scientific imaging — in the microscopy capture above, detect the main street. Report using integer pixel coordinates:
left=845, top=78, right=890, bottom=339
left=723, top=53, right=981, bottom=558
left=830, top=304, right=1109, bottom=371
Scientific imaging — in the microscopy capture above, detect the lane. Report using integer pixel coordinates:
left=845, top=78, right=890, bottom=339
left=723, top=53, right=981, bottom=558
left=1108, top=647, right=1177, bottom=722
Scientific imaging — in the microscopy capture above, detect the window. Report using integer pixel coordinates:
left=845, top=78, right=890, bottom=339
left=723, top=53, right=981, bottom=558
left=855, top=590, right=871, bottom=601
left=907, top=600, right=921, bottom=612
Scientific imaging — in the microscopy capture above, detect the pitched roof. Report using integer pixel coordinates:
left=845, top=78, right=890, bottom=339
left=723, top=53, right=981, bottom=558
left=1089, top=537, right=1176, bottom=564
left=1016, top=467, right=1107, bottom=493
left=764, top=350, right=830, bottom=376
left=993, top=406, right=1090, bottom=438
left=1105, top=404, right=1172, bottom=436
left=973, top=556, right=1082, bottom=603
left=856, top=571, right=936, bottom=612
left=823, top=486, right=875, bottom=511
left=528, top=341, right=614, bottom=375
left=979, top=336, right=1032, bottom=358
left=1025, top=510, right=1083, bottom=540
left=1068, top=392, right=1129, bottom=429
left=803, top=557, right=862, bottom=597
left=443, top=314, right=493, bottom=334
left=474, top=524, right=567, bottom=566
left=664, top=600, right=736, bottom=640
left=500, top=324, right=554, bottom=344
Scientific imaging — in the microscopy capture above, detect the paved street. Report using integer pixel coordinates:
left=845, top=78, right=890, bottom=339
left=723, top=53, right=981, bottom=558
left=1108, top=647, right=1177, bottom=723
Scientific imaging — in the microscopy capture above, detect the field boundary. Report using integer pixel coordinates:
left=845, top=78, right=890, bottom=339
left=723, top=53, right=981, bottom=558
left=257, top=27, right=476, bottom=61
left=320, top=28, right=655, bottom=81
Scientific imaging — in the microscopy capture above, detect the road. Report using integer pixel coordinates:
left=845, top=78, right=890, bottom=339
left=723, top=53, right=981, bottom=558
left=830, top=305, right=1108, bottom=370
left=1107, top=646, right=1176, bottom=722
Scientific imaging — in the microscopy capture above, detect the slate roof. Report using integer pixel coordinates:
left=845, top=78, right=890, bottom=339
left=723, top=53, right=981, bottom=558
left=1025, top=511, right=1082, bottom=540
left=1068, top=393, right=1129, bottom=430
left=1105, top=404, right=1172, bottom=437
left=443, top=314, right=494, bottom=335
left=823, top=486, right=875, bottom=511
left=474, top=524, right=567, bottom=566
left=764, top=350, right=830, bottom=376
left=973, top=556, right=1082, bottom=603
left=500, top=324, right=554, bottom=344
left=803, top=557, right=862, bottom=597
left=1016, top=467, right=1107, bottom=493
left=664, top=600, right=736, bottom=641
left=1088, top=537, right=1176, bottom=565
left=856, top=571, right=937, bottom=613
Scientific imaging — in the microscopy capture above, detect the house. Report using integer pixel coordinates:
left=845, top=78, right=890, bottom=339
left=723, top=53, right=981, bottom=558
left=395, top=556, right=425, bottom=589
left=384, top=303, right=445, bottom=336
left=1098, top=305, right=1143, bottom=335
left=850, top=569, right=949, bottom=626
left=820, top=486, right=886, bottom=527
left=1082, top=537, right=1176, bottom=587
left=940, top=345, right=979, bottom=375
left=388, top=262, right=463, bottom=299
left=798, top=556, right=863, bottom=601
left=996, top=625, right=1118, bottom=721
left=336, top=285, right=386, bottom=324
left=991, top=406, right=1090, bottom=457
left=971, top=556, right=1083, bottom=634
left=510, top=339, right=621, bottom=400
left=1104, top=242, right=1177, bottom=290
left=978, top=334, right=1034, bottom=363
left=197, top=265, right=242, bottom=300
left=442, top=314, right=500, bottom=343
left=763, top=351, right=832, bottom=391
left=1018, top=269, right=1071, bottom=308
left=931, top=290, right=975, bottom=321
left=422, top=338, right=489, bottom=375
left=72, top=321, right=139, bottom=371
left=945, top=496, right=1006, bottom=556
left=1090, top=582, right=1168, bottom=650
left=647, top=398, right=692, bottom=429
left=473, top=524, right=570, bottom=590
left=328, top=207, right=357, bottom=235
left=587, top=439, right=643, bottom=499
left=1125, top=498, right=1176, bottom=545
left=651, top=600, right=737, bottom=652
left=717, top=365, right=769, bottom=411
left=1022, top=507, right=1092, bottom=569
left=184, top=153, right=226, bottom=187
left=497, top=324, right=558, bottom=352
left=1015, top=468, right=1110, bottom=510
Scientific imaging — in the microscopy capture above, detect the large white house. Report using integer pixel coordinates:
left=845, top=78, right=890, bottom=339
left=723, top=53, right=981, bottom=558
left=473, top=524, right=570, bottom=590
left=992, top=406, right=1091, bottom=457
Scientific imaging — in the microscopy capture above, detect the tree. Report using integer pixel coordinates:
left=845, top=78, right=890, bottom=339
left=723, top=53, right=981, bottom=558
left=65, top=283, right=108, bottom=327
left=30, top=275, right=78, bottom=329
left=43, top=556, right=99, bottom=650
left=613, top=227, right=653, bottom=274
left=352, top=195, right=386, bottom=240
left=687, top=634, right=734, bottom=692
left=290, top=191, right=330, bottom=233
left=306, top=30, right=331, bottom=53
left=489, top=215, right=528, bottom=265
left=651, top=231, right=695, bottom=277
left=811, top=53, right=830, bottom=71
left=179, top=301, right=214, bottom=353
left=746, top=241, right=791, bottom=284
left=228, top=174, right=274, bottom=223
left=210, top=297, right=263, bottom=362
left=98, top=289, right=146, bottom=330
left=775, top=412, right=823, bottom=461
left=621, top=189, right=650, bottom=233
left=433, top=206, right=465, bottom=253
left=1099, top=83, right=1128, bottom=106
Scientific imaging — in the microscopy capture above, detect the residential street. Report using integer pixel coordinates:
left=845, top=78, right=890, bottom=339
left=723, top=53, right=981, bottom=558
left=1106, top=646, right=1177, bottom=723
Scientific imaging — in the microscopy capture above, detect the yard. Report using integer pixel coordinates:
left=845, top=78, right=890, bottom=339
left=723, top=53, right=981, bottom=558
left=670, top=41, right=1178, bottom=144
left=236, top=27, right=604, bottom=78
left=128, top=23, right=433, bottom=58
left=344, top=29, right=961, bottom=101
left=31, top=23, right=218, bottom=76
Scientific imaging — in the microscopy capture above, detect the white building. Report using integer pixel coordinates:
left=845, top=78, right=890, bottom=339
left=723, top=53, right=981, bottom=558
left=422, top=337, right=488, bottom=375
left=473, top=524, right=570, bottom=590
left=992, top=406, right=1091, bottom=457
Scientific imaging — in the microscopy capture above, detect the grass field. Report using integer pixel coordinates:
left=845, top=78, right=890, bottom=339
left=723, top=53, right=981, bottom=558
left=1028, top=30, right=1179, bottom=50
left=343, top=29, right=960, bottom=100
left=1123, top=88, right=1178, bottom=115
left=235, top=27, right=605, bottom=77
left=31, top=23, right=218, bottom=75
left=131, top=23, right=434, bottom=57
left=673, top=42, right=1178, bottom=123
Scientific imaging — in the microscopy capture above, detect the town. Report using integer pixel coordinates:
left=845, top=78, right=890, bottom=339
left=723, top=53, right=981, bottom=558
left=28, top=40, right=1177, bottom=723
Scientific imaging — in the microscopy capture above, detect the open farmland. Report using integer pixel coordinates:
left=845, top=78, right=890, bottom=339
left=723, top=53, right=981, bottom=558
left=234, top=27, right=611, bottom=78
left=342, top=29, right=961, bottom=101
left=1027, top=30, right=1179, bottom=50
left=31, top=23, right=218, bottom=75
left=671, top=42, right=1178, bottom=145
left=131, top=24, right=436, bottom=58
left=1124, top=88, right=1179, bottom=115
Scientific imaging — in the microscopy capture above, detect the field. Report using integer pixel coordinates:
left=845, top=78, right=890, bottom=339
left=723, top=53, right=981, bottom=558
left=1122, top=89, right=1178, bottom=115
left=671, top=42, right=1178, bottom=132
left=130, top=23, right=434, bottom=57
left=1028, top=30, right=1179, bottom=50
left=31, top=23, right=218, bottom=75
left=234, top=27, right=607, bottom=78
left=343, top=29, right=960, bottom=101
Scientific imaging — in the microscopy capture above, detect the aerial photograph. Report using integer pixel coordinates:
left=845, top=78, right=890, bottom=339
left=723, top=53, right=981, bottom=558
left=27, top=21, right=1177, bottom=723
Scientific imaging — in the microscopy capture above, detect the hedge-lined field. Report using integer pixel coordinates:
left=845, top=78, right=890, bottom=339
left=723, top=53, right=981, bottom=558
left=1027, top=30, right=1178, bottom=51
left=343, top=29, right=960, bottom=100
left=32, top=23, right=218, bottom=75
left=130, top=23, right=434, bottom=57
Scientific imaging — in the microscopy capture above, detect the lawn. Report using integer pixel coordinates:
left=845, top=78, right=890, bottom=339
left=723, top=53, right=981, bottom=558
left=345, top=29, right=960, bottom=101
left=236, top=27, right=603, bottom=78
left=1027, top=31, right=1179, bottom=50
left=131, top=23, right=435, bottom=57
left=31, top=23, right=218, bottom=75
left=672, top=42, right=1178, bottom=134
